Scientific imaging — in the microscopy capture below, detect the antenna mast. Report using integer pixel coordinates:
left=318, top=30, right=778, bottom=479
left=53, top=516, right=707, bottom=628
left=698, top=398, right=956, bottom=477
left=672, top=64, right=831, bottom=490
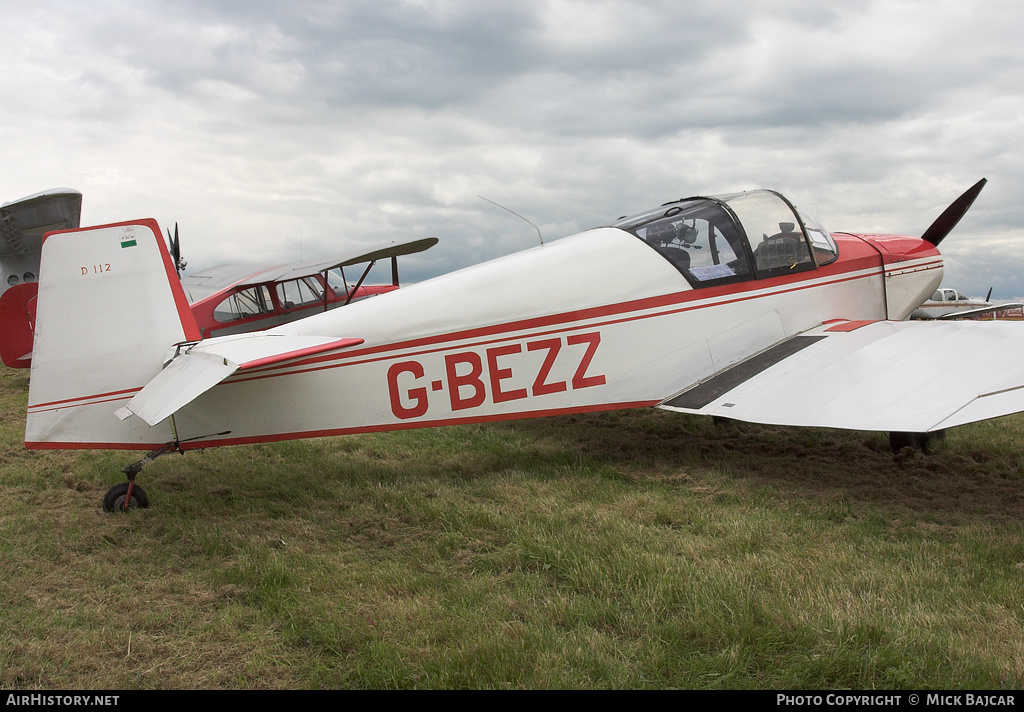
left=477, top=195, right=544, bottom=246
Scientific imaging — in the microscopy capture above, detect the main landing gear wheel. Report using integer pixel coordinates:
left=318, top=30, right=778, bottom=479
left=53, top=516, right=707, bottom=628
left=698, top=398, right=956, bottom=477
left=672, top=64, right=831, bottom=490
left=102, top=481, right=150, bottom=513
left=888, top=430, right=946, bottom=455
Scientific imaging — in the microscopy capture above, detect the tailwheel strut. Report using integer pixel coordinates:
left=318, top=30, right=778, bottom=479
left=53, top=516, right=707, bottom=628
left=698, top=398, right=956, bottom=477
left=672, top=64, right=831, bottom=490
left=102, top=479, right=150, bottom=513
left=101, top=429, right=230, bottom=512
left=102, top=443, right=177, bottom=513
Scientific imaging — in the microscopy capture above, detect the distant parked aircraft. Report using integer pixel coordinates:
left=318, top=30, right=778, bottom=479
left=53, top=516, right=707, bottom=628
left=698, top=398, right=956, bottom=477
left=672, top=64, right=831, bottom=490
left=181, top=237, right=438, bottom=339
left=911, top=287, right=1023, bottom=321
left=0, top=189, right=82, bottom=368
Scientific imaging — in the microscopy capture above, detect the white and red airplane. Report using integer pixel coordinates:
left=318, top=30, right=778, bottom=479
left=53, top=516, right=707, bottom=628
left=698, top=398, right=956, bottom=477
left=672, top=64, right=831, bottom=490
left=24, top=179, right=1024, bottom=511
left=910, top=287, right=1024, bottom=321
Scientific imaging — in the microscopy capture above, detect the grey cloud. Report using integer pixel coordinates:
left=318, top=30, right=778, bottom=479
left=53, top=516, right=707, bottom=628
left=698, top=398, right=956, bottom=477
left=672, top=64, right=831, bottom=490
left=2, top=0, right=1023, bottom=300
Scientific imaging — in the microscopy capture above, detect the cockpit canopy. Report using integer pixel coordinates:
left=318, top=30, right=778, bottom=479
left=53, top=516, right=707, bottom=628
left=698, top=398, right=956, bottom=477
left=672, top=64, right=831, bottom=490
left=612, top=190, right=838, bottom=288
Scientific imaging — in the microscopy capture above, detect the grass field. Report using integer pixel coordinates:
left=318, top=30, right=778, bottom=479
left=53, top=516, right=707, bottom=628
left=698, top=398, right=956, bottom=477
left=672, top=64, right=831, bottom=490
left=1, top=365, right=1022, bottom=689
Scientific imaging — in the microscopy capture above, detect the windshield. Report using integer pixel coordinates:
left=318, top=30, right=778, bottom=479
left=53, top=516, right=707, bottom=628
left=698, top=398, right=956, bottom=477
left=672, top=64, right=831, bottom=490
left=793, top=203, right=838, bottom=266
left=612, top=198, right=754, bottom=286
left=612, top=190, right=836, bottom=287
left=212, top=285, right=273, bottom=323
left=723, top=192, right=814, bottom=275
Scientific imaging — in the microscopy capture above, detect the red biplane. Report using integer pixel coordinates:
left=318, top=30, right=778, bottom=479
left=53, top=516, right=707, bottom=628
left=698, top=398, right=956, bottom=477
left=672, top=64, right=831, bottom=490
left=180, top=237, right=438, bottom=339
left=0, top=220, right=437, bottom=363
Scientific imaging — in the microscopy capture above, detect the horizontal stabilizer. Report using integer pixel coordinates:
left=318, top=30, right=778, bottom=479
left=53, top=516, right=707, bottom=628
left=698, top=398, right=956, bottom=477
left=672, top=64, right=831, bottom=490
left=660, top=320, right=1024, bottom=433
left=116, top=351, right=236, bottom=425
left=118, top=334, right=364, bottom=426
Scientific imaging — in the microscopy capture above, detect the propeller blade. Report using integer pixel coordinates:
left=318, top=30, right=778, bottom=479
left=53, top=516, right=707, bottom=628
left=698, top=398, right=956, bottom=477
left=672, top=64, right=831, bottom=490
left=166, top=223, right=184, bottom=274
left=986, top=287, right=993, bottom=302
left=920, top=178, right=987, bottom=247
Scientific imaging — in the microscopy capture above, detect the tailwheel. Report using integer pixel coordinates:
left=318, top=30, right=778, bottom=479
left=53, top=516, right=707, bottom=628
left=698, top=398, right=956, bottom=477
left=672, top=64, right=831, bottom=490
left=101, top=434, right=222, bottom=512
left=102, top=481, right=150, bottom=513
left=102, top=441, right=176, bottom=513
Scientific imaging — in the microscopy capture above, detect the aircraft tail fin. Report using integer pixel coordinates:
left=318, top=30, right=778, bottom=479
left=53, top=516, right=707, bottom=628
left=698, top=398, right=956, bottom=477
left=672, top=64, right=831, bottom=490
left=25, top=219, right=202, bottom=449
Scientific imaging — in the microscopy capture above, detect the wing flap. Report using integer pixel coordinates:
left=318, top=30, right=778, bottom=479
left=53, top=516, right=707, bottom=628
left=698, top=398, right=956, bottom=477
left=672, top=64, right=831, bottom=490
left=660, top=320, right=1024, bottom=433
left=118, top=334, right=364, bottom=426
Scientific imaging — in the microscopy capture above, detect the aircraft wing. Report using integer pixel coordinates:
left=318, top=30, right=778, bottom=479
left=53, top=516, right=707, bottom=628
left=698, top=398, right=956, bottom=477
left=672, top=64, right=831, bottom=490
left=937, top=303, right=1024, bottom=320
left=0, top=188, right=82, bottom=256
left=116, top=333, right=364, bottom=426
left=232, top=237, right=439, bottom=287
left=659, top=320, right=1024, bottom=433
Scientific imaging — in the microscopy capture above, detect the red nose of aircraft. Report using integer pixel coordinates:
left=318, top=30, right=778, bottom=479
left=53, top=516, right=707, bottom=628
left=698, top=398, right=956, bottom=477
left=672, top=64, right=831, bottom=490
left=857, top=177, right=987, bottom=263
left=858, top=234, right=942, bottom=263
left=839, top=179, right=986, bottom=319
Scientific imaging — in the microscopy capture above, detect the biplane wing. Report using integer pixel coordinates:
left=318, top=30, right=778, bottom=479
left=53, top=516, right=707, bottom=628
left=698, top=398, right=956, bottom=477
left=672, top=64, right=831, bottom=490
left=660, top=319, right=1024, bottom=432
left=230, top=237, right=439, bottom=288
left=0, top=188, right=82, bottom=257
left=0, top=188, right=82, bottom=294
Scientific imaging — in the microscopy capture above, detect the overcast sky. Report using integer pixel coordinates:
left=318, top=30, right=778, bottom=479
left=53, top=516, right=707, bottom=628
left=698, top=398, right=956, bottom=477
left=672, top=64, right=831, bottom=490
left=3, top=0, right=1023, bottom=298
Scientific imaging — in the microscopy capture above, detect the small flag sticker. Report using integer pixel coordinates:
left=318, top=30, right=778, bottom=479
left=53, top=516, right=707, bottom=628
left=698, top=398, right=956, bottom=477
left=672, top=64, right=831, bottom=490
left=121, top=226, right=136, bottom=248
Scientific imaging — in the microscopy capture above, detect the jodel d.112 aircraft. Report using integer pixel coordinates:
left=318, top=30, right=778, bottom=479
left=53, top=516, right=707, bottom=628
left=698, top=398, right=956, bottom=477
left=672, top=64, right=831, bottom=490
left=23, top=178, right=1024, bottom=511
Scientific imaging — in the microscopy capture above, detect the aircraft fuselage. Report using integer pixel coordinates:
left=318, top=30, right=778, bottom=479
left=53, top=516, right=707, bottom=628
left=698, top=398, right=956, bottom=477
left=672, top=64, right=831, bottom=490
left=24, top=190, right=945, bottom=450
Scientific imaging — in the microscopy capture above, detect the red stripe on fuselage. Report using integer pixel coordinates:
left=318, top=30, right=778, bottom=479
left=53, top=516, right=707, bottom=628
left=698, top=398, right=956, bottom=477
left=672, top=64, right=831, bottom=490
left=28, top=386, right=143, bottom=411
left=28, top=233, right=898, bottom=415
left=180, top=399, right=661, bottom=449
left=233, top=255, right=889, bottom=385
